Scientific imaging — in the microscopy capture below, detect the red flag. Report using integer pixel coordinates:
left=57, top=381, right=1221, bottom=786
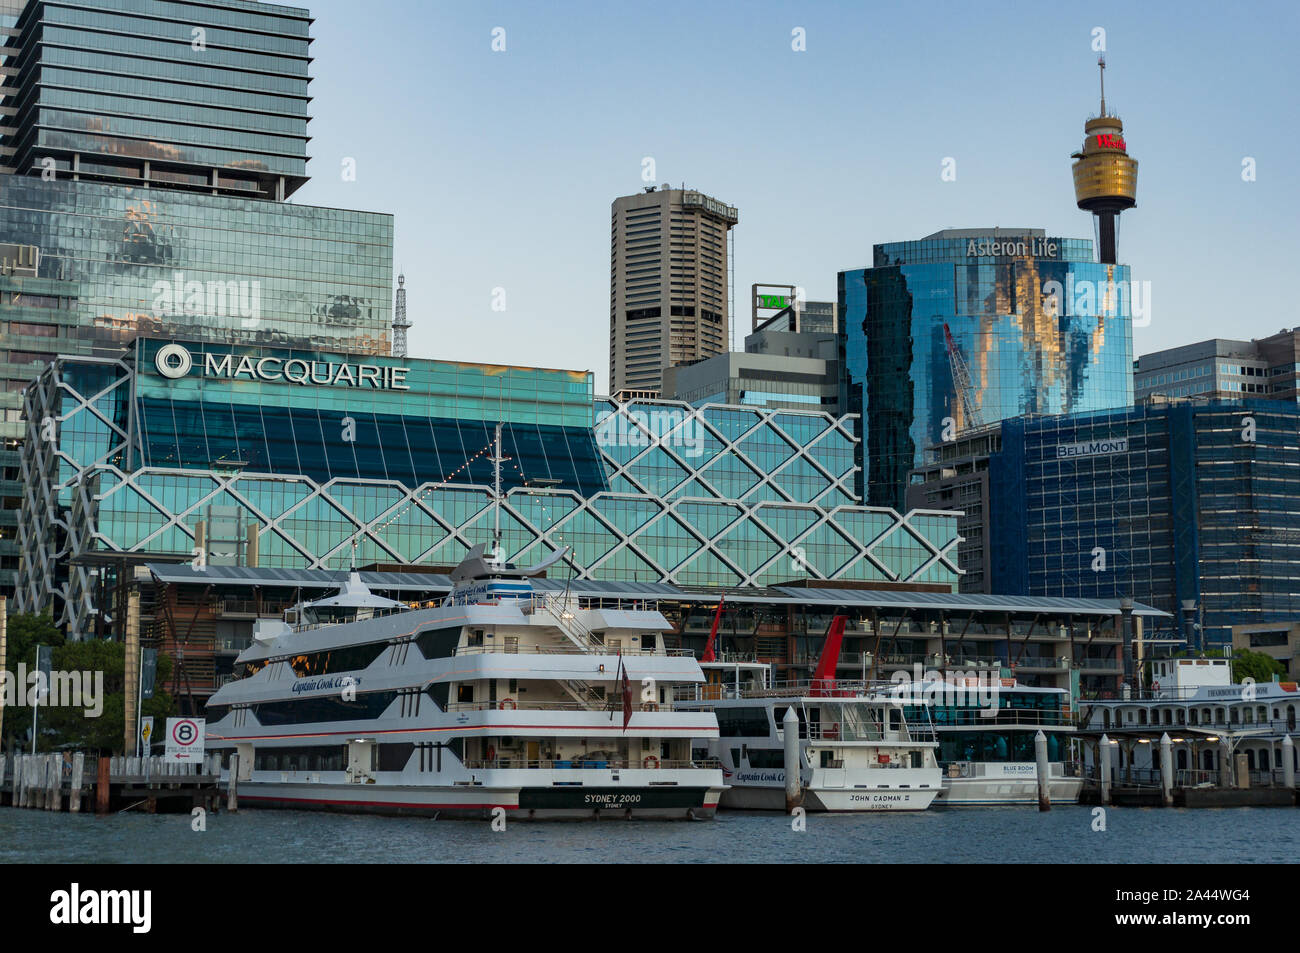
left=701, top=596, right=725, bottom=663
left=619, top=652, right=633, bottom=732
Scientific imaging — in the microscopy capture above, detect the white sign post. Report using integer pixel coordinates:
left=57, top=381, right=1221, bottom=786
left=164, top=717, right=205, bottom=763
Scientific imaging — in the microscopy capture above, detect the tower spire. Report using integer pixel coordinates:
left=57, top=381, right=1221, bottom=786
left=1098, top=55, right=1107, bottom=117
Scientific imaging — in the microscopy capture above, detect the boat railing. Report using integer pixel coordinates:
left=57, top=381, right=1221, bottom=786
left=445, top=700, right=682, bottom=713
left=459, top=758, right=722, bottom=771
left=927, top=710, right=1075, bottom=728
left=452, top=644, right=693, bottom=658
left=739, top=678, right=897, bottom=698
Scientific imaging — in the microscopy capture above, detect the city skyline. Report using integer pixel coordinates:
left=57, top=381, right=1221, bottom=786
left=292, top=0, right=1298, bottom=394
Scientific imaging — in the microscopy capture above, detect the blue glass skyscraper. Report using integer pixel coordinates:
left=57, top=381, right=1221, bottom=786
left=839, top=228, right=1134, bottom=509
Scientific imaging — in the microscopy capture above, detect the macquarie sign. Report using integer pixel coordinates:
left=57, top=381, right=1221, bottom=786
left=1056, top=438, right=1128, bottom=459
left=151, top=342, right=410, bottom=391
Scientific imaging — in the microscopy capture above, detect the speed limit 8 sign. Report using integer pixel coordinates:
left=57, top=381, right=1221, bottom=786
left=164, top=717, right=206, bottom=762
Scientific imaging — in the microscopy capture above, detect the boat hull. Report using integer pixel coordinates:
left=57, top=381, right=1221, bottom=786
left=231, top=781, right=723, bottom=820
left=935, top=776, right=1084, bottom=806
left=719, top=783, right=938, bottom=812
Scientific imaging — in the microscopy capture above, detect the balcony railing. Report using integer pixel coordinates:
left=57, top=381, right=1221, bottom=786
left=445, top=700, right=675, bottom=713
left=459, top=758, right=721, bottom=771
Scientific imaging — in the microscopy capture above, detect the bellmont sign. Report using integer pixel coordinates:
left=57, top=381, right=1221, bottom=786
left=152, top=343, right=411, bottom=391
left=1056, top=438, right=1128, bottom=459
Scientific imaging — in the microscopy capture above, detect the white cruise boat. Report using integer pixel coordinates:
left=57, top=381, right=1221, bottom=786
left=203, top=544, right=725, bottom=820
left=677, top=617, right=943, bottom=812
left=890, top=675, right=1082, bottom=806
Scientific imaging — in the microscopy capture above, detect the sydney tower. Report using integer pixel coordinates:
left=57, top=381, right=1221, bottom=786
left=1071, top=57, right=1138, bottom=265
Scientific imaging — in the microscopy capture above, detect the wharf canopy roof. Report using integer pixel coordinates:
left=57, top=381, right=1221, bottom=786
left=142, top=564, right=1168, bottom=617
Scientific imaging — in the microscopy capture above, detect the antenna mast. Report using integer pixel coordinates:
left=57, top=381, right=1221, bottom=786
left=1098, top=55, right=1107, bottom=117
left=490, top=423, right=504, bottom=561
left=392, top=273, right=409, bottom=358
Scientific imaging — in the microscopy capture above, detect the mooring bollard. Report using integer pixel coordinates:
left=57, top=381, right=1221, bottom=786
left=1283, top=736, right=1295, bottom=792
left=782, top=707, right=801, bottom=814
left=1159, top=733, right=1174, bottom=807
left=227, top=753, right=239, bottom=813
left=1099, top=733, right=1112, bottom=805
left=1035, top=730, right=1051, bottom=811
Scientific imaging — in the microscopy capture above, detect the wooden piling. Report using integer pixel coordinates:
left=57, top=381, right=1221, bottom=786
left=48, top=756, right=62, bottom=811
left=69, top=752, right=84, bottom=812
left=96, top=755, right=110, bottom=814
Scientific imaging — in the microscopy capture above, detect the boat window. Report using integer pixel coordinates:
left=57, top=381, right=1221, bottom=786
left=238, top=658, right=269, bottom=680
left=747, top=749, right=784, bottom=768
left=416, top=628, right=461, bottom=660
left=717, top=707, right=774, bottom=737
left=458, top=685, right=474, bottom=703
left=252, top=690, right=400, bottom=726
left=254, top=745, right=347, bottom=772
left=378, top=743, right=415, bottom=772
left=283, top=642, right=388, bottom=678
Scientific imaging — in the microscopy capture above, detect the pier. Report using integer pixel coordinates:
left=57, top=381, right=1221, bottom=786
left=0, top=753, right=224, bottom=815
left=1079, top=765, right=1297, bottom=808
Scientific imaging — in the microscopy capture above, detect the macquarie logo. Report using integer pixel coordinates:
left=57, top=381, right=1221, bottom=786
left=152, top=343, right=410, bottom=391
left=49, top=884, right=151, bottom=934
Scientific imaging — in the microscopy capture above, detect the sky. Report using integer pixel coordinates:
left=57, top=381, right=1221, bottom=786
left=291, top=0, right=1300, bottom=395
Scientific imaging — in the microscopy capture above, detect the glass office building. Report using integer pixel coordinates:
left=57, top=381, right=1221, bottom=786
left=988, top=399, right=1300, bottom=648
left=2, top=0, right=313, bottom=199
left=17, top=338, right=960, bottom=635
left=0, top=0, right=395, bottom=598
left=839, top=228, right=1134, bottom=509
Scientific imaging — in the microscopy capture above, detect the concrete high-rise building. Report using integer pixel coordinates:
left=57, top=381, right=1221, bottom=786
left=1134, top=328, right=1300, bottom=403
left=609, top=185, right=737, bottom=395
left=0, top=0, right=394, bottom=599
left=662, top=295, right=840, bottom=413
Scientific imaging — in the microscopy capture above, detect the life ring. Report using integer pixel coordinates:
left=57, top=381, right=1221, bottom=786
left=486, top=745, right=496, bottom=761
left=498, top=698, right=517, bottom=710
left=1152, top=681, right=1160, bottom=692
left=643, top=755, right=659, bottom=769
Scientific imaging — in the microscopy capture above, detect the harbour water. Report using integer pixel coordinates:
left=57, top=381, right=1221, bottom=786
left=3, top=806, right=1295, bottom=864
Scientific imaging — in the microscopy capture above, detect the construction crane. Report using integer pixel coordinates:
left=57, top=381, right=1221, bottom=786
left=943, top=323, right=984, bottom=431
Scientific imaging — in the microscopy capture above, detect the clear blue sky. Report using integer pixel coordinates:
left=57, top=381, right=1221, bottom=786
left=293, top=0, right=1300, bottom=394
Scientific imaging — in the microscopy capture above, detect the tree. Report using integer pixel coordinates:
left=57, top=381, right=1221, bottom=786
left=2, top=611, right=176, bottom=752
left=1232, top=649, right=1286, bottom=685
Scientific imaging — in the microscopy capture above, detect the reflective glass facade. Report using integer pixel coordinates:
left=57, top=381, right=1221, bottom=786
left=3, top=0, right=313, bottom=199
left=0, top=1, right=394, bottom=598
left=989, top=400, right=1300, bottom=648
left=16, top=342, right=960, bottom=634
left=839, top=230, right=1134, bottom=509
left=0, top=176, right=393, bottom=355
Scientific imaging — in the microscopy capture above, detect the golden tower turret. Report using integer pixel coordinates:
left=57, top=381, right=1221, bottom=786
left=1071, top=56, right=1138, bottom=264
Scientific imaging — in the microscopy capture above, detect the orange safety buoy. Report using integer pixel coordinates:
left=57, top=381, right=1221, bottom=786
left=498, top=698, right=517, bottom=710
left=643, top=755, right=660, bottom=769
